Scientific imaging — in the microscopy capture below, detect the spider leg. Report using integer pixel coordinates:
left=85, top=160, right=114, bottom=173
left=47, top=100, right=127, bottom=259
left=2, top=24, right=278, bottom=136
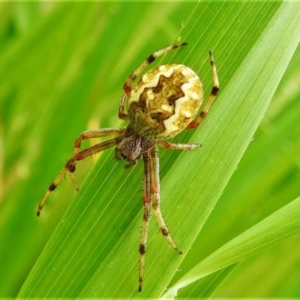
left=149, top=147, right=182, bottom=254
left=69, top=128, right=125, bottom=190
left=73, top=128, right=125, bottom=155
left=119, top=42, right=187, bottom=121
left=37, top=130, right=124, bottom=216
left=139, top=151, right=152, bottom=292
left=187, top=51, right=220, bottom=129
left=138, top=147, right=182, bottom=291
left=70, top=128, right=125, bottom=189
left=159, top=140, right=201, bottom=150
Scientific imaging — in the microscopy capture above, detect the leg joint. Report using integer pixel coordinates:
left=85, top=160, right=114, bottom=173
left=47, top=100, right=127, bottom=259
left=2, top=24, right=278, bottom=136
left=66, top=159, right=76, bottom=172
left=161, top=227, right=168, bottom=236
left=139, top=243, right=146, bottom=255
left=49, top=183, right=56, bottom=191
left=147, top=54, right=155, bottom=64
left=211, top=86, right=219, bottom=96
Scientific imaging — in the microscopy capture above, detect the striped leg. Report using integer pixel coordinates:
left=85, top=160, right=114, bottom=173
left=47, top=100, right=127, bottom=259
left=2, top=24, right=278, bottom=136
left=149, top=148, right=182, bottom=255
left=187, top=51, right=220, bottom=129
left=73, top=128, right=125, bottom=155
left=138, top=147, right=182, bottom=292
left=37, top=129, right=124, bottom=216
left=139, top=152, right=152, bottom=292
left=159, top=140, right=200, bottom=150
left=119, top=42, right=187, bottom=120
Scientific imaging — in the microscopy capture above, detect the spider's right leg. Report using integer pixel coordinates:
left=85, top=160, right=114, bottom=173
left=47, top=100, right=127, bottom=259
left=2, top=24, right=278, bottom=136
left=37, top=129, right=124, bottom=216
left=149, top=147, right=182, bottom=255
left=187, top=51, right=220, bottom=129
left=119, top=42, right=187, bottom=121
left=159, top=140, right=200, bottom=150
left=138, top=151, right=152, bottom=292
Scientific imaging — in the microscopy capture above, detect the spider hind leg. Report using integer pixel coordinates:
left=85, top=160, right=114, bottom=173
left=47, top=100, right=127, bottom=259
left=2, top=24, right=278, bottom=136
left=37, top=128, right=124, bottom=216
left=139, top=147, right=182, bottom=292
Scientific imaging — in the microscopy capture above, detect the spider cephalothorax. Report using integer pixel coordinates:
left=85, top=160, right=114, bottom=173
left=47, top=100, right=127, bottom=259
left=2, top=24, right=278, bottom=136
left=115, top=125, right=155, bottom=165
left=37, top=42, right=219, bottom=292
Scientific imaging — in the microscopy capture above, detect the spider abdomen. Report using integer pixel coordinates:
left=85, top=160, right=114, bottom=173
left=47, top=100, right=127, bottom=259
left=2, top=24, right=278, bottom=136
left=128, top=64, right=203, bottom=139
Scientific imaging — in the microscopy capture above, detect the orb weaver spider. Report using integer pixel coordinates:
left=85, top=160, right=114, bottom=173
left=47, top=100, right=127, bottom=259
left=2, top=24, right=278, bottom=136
left=37, top=42, right=219, bottom=292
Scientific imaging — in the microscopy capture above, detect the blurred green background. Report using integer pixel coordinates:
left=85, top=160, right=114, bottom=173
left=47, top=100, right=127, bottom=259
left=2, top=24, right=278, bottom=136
left=0, top=1, right=300, bottom=298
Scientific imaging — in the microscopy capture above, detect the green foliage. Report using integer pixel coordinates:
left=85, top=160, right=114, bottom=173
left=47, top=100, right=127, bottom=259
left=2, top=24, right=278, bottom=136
left=0, top=1, right=300, bottom=298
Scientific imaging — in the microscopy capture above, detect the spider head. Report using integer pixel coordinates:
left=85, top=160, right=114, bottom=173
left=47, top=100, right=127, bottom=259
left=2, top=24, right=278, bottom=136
left=115, top=126, right=155, bottom=166
left=115, top=138, right=141, bottom=164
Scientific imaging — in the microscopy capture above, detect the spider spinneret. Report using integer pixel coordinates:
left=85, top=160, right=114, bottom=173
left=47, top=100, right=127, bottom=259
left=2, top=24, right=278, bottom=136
left=37, top=42, right=219, bottom=292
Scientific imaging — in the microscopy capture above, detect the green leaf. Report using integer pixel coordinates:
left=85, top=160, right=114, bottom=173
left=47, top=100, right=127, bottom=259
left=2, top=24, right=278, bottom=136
left=163, top=195, right=300, bottom=298
left=1, top=1, right=300, bottom=298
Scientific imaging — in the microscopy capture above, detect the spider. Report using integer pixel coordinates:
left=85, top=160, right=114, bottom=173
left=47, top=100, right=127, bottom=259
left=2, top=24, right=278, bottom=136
left=37, top=42, right=219, bottom=292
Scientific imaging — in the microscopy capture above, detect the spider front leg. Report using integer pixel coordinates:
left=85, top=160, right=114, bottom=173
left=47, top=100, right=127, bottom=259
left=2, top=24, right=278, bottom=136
left=37, top=128, right=124, bottom=216
left=139, top=147, right=182, bottom=292
left=187, top=51, right=220, bottom=129
left=119, top=42, right=187, bottom=121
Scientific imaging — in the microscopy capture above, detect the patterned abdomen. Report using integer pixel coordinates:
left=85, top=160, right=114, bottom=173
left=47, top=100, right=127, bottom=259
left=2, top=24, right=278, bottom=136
left=128, top=64, right=203, bottom=139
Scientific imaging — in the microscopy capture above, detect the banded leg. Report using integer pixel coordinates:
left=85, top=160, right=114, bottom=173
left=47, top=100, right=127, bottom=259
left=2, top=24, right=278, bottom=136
left=159, top=140, right=201, bottom=151
left=73, top=128, right=125, bottom=155
left=119, top=42, right=187, bottom=120
left=187, top=51, right=220, bottom=129
left=139, top=152, right=152, bottom=292
left=138, top=148, right=182, bottom=291
left=149, top=147, right=182, bottom=255
left=37, top=130, right=124, bottom=216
